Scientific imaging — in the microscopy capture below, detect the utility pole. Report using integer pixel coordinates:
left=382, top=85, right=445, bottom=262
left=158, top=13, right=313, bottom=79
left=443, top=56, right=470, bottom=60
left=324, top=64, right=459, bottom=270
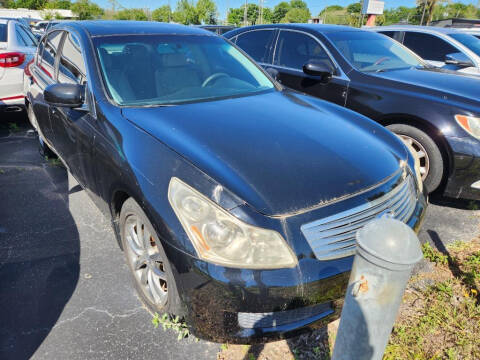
left=259, top=0, right=263, bottom=25
left=243, top=0, right=248, bottom=26
left=420, top=0, right=428, bottom=25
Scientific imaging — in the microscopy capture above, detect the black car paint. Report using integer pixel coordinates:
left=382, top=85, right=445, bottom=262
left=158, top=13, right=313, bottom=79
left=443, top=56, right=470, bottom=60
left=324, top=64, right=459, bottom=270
left=225, top=24, right=480, bottom=200
left=26, top=21, right=426, bottom=342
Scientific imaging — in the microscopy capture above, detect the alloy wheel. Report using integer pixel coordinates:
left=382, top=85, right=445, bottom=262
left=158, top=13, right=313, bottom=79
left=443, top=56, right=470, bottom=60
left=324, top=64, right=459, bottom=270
left=124, top=215, right=168, bottom=307
left=399, top=134, right=430, bottom=181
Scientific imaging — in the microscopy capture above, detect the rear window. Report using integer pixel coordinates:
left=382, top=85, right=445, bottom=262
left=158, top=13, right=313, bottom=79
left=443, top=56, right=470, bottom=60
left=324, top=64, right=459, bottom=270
left=0, top=24, right=7, bottom=42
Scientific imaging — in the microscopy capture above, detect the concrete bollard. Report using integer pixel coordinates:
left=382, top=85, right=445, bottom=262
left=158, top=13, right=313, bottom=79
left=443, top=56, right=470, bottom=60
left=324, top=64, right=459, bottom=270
left=332, top=218, right=423, bottom=360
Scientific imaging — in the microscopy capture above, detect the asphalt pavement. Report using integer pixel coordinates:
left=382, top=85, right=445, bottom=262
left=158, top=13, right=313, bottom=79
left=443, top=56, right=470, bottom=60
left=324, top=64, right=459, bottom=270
left=0, top=115, right=478, bottom=360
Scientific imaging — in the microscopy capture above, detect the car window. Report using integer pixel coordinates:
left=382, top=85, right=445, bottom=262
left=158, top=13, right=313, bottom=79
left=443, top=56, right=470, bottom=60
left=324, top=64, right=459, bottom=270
left=403, top=32, right=458, bottom=62
left=449, top=33, right=480, bottom=57
left=275, top=30, right=334, bottom=71
left=235, top=30, right=275, bottom=63
left=58, top=32, right=86, bottom=84
left=0, top=24, right=6, bottom=42
left=325, top=30, right=424, bottom=73
left=15, top=24, right=36, bottom=47
left=20, top=25, right=38, bottom=45
left=379, top=31, right=395, bottom=39
left=39, top=31, right=63, bottom=78
left=94, top=34, right=274, bottom=106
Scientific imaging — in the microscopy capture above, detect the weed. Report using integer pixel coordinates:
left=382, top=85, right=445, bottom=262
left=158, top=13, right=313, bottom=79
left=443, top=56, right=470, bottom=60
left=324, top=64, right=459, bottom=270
left=467, top=200, right=479, bottom=211
left=152, top=313, right=190, bottom=340
left=247, top=353, right=255, bottom=360
left=422, top=242, right=449, bottom=265
left=220, top=343, right=228, bottom=351
left=0, top=169, right=4, bottom=174
left=45, top=157, right=62, bottom=167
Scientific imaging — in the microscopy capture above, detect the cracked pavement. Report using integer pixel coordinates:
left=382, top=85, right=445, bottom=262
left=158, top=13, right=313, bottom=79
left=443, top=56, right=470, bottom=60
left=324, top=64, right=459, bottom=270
left=0, top=118, right=220, bottom=360
left=0, top=116, right=479, bottom=360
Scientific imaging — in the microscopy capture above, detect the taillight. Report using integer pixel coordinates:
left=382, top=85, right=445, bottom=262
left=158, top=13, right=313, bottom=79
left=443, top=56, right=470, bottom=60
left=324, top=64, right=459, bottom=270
left=0, top=52, right=26, bottom=68
left=24, top=58, right=34, bottom=76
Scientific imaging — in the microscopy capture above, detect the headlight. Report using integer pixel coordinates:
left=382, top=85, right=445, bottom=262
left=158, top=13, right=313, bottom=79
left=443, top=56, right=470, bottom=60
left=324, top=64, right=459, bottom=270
left=168, top=177, right=298, bottom=269
left=455, top=115, right=480, bottom=140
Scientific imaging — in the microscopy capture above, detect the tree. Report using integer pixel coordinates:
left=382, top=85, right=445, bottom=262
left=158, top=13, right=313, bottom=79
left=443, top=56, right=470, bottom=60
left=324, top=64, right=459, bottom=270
left=227, top=7, right=243, bottom=26
left=272, top=1, right=290, bottom=23
left=281, top=7, right=310, bottom=23
left=290, top=0, right=307, bottom=10
left=262, top=7, right=273, bottom=24
left=152, top=5, right=171, bottom=22
left=346, top=2, right=361, bottom=14
left=319, top=5, right=343, bottom=15
left=44, top=0, right=71, bottom=9
left=246, top=3, right=259, bottom=25
left=172, top=0, right=198, bottom=24
left=114, top=8, right=148, bottom=20
left=6, top=0, right=46, bottom=9
left=196, top=0, right=216, bottom=24
left=71, top=0, right=104, bottom=20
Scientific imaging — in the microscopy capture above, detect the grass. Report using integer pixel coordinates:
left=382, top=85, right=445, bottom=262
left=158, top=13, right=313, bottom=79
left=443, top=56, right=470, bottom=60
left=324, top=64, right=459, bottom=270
left=384, top=239, right=480, bottom=360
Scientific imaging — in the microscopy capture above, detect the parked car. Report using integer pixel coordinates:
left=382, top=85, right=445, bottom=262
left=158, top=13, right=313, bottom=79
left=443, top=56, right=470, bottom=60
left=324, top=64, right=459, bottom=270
left=198, top=25, right=237, bottom=35
left=455, top=28, right=480, bottom=40
left=369, top=25, right=480, bottom=76
left=0, top=18, right=37, bottom=113
left=225, top=24, right=480, bottom=199
left=25, top=21, right=426, bottom=342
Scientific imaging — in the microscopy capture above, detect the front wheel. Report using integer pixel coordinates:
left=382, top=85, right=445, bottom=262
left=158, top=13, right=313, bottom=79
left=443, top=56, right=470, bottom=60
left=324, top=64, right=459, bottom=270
left=387, top=123, right=444, bottom=193
left=120, top=198, right=181, bottom=314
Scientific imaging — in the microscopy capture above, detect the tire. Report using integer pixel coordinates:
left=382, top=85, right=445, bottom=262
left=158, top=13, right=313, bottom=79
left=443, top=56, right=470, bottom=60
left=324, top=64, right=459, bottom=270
left=387, top=123, right=444, bottom=193
left=120, top=198, right=182, bottom=315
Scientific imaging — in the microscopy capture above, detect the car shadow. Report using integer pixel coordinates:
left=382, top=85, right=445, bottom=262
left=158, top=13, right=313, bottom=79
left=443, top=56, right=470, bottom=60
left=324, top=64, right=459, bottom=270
left=0, top=118, right=80, bottom=359
left=429, top=193, right=480, bottom=210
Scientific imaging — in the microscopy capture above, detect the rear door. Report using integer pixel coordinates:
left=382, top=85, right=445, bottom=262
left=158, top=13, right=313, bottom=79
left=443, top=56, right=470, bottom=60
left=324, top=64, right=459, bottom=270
left=30, top=30, right=63, bottom=144
left=269, top=29, right=348, bottom=106
left=49, top=30, right=97, bottom=191
left=402, top=31, right=464, bottom=68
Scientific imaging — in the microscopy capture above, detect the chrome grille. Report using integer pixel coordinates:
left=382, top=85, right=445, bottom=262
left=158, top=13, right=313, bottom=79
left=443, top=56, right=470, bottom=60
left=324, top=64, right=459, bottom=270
left=301, top=174, right=417, bottom=261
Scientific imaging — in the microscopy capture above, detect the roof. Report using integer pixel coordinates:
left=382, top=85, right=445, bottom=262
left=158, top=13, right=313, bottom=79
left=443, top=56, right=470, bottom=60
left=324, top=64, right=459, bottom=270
left=234, top=23, right=362, bottom=33
left=368, top=25, right=461, bottom=34
left=64, top=20, right=213, bottom=37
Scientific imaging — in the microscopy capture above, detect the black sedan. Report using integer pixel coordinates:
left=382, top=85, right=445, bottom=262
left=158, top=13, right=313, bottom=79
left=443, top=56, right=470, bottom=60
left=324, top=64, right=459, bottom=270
left=225, top=24, right=480, bottom=200
left=25, top=21, right=426, bottom=342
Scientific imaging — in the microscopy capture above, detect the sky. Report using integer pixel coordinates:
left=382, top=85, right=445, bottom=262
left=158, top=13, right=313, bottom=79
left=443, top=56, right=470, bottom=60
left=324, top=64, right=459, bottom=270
left=94, top=0, right=480, bottom=21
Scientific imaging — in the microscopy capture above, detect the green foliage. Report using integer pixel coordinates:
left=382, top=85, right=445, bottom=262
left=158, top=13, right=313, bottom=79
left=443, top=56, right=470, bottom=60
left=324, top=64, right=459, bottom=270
left=114, top=8, right=148, bottom=21
left=227, top=7, right=243, bottom=26
left=346, top=2, right=361, bottom=14
left=172, top=0, right=199, bottom=24
left=152, top=5, right=171, bottom=22
left=262, top=7, right=273, bottom=24
left=422, top=242, right=449, bottom=265
left=152, top=313, right=190, bottom=341
left=6, top=0, right=46, bottom=9
left=272, top=1, right=290, bottom=23
left=319, top=5, right=343, bottom=15
left=281, top=7, right=310, bottom=23
left=71, top=0, right=104, bottom=20
left=196, top=0, right=216, bottom=24
left=44, top=0, right=71, bottom=9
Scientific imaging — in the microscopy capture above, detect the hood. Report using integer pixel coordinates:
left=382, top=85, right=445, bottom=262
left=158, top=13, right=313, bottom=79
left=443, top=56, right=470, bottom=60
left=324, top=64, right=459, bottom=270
left=122, top=90, right=406, bottom=216
left=372, top=67, right=480, bottom=106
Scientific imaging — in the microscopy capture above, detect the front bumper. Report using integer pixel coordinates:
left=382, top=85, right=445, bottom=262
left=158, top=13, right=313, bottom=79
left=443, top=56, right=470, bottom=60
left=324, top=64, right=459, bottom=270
left=164, top=192, right=427, bottom=343
left=443, top=136, right=480, bottom=200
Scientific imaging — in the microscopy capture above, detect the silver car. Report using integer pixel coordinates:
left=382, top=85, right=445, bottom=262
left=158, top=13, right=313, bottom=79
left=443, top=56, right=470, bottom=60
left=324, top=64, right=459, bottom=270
left=0, top=18, right=37, bottom=112
left=369, top=25, right=480, bottom=76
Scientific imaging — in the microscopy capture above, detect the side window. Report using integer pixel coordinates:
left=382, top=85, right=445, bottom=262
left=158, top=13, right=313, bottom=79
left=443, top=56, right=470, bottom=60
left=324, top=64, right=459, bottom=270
left=20, top=25, right=38, bottom=46
left=58, top=32, right=86, bottom=84
left=235, top=30, right=275, bottom=63
left=39, top=31, right=63, bottom=78
left=403, top=32, right=458, bottom=61
left=16, top=25, right=36, bottom=47
left=275, top=30, right=334, bottom=71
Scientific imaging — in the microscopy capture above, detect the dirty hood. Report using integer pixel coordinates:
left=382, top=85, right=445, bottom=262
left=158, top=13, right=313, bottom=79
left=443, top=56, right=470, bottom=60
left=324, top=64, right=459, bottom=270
left=122, top=90, right=406, bottom=216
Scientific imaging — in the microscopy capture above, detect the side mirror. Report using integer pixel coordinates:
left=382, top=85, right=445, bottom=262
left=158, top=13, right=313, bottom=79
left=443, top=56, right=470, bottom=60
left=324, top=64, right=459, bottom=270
left=44, top=83, right=84, bottom=108
left=444, top=52, right=474, bottom=68
left=303, top=62, right=334, bottom=82
left=265, top=67, right=279, bottom=81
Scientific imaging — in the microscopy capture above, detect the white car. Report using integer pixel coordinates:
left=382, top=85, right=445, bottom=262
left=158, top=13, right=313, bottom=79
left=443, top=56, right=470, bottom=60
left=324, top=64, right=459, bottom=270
left=369, top=25, right=480, bottom=76
left=0, top=18, right=37, bottom=112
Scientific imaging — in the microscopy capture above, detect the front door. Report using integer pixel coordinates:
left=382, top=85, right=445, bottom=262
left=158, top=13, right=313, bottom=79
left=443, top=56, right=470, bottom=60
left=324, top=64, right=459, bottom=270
left=48, top=31, right=97, bottom=191
left=267, top=30, right=348, bottom=106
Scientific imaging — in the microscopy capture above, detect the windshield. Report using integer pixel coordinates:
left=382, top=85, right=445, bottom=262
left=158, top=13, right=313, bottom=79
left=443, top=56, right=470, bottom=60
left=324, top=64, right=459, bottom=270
left=93, top=35, right=274, bottom=106
left=325, top=31, right=425, bottom=73
left=450, top=33, right=480, bottom=57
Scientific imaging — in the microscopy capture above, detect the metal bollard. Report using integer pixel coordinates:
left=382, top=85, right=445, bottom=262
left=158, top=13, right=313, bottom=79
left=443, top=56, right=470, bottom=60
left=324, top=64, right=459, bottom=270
left=332, top=218, right=423, bottom=360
